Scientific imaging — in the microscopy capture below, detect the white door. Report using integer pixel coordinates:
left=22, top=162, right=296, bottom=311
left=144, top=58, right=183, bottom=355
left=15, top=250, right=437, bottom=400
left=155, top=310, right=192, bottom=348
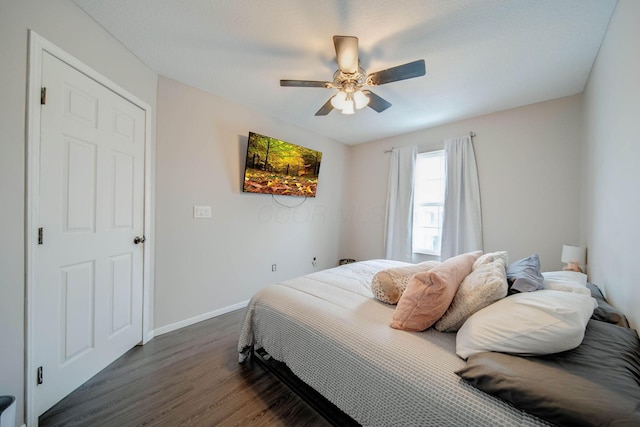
left=34, top=51, right=146, bottom=415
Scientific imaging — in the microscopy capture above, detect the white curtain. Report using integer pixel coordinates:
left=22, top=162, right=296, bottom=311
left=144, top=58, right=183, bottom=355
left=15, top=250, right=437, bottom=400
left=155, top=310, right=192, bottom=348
left=441, top=136, right=483, bottom=259
left=384, top=146, right=417, bottom=261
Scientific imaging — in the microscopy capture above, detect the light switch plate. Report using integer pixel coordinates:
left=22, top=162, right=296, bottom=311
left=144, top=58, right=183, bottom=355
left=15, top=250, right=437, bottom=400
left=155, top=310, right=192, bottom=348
left=193, top=205, right=212, bottom=218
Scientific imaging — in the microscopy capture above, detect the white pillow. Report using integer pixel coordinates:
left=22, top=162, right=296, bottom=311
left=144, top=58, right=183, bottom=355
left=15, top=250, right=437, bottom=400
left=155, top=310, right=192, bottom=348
left=456, top=290, right=597, bottom=359
left=542, top=271, right=590, bottom=296
left=542, top=271, right=588, bottom=286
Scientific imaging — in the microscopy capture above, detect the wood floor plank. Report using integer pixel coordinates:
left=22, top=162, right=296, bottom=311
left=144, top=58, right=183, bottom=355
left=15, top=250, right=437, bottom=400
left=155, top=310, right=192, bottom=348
left=39, top=309, right=330, bottom=427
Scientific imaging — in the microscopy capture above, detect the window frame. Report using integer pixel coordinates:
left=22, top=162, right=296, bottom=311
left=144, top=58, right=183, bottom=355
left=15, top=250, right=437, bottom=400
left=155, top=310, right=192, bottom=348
left=412, top=149, right=446, bottom=256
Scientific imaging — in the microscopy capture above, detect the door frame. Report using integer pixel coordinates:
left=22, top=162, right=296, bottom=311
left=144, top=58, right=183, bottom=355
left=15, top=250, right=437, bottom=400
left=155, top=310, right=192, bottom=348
left=25, top=30, right=154, bottom=426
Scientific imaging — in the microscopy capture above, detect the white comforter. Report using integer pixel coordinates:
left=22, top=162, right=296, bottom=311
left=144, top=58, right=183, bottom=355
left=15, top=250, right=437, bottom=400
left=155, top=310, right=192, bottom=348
left=238, top=260, right=549, bottom=426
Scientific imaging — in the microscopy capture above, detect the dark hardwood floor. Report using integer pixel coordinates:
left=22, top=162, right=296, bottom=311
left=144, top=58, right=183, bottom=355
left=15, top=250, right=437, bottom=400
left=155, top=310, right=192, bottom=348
left=40, top=309, right=331, bottom=427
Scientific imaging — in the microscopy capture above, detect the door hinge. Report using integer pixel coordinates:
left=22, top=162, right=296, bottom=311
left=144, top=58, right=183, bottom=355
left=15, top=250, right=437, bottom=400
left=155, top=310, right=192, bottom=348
left=38, top=227, right=43, bottom=245
left=37, top=366, right=43, bottom=385
left=41, top=87, right=47, bottom=105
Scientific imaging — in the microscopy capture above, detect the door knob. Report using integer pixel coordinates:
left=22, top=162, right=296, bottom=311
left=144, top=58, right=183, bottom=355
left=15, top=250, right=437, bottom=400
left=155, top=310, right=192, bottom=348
left=133, top=236, right=146, bottom=244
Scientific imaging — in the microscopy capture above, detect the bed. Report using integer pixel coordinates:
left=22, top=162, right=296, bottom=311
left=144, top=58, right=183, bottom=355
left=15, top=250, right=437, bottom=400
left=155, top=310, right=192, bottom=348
left=238, top=259, right=640, bottom=426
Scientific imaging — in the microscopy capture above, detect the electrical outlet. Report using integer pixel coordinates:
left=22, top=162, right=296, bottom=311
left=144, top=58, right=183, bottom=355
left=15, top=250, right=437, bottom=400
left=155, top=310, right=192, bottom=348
left=312, top=257, right=317, bottom=267
left=272, top=264, right=277, bottom=272
left=193, top=205, right=212, bottom=218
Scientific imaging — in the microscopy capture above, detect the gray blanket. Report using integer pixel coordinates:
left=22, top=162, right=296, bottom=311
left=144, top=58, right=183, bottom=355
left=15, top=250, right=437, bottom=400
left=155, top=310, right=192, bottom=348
left=238, top=260, right=550, bottom=426
left=457, top=319, right=640, bottom=426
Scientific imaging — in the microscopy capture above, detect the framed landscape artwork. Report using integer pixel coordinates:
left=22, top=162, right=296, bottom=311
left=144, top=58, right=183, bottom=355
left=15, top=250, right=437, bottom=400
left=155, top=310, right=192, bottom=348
left=242, top=132, right=322, bottom=197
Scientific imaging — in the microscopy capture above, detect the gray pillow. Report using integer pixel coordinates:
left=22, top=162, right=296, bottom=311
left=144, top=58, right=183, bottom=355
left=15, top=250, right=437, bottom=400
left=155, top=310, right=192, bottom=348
left=506, top=254, right=544, bottom=294
left=587, top=283, right=630, bottom=328
left=456, top=319, right=640, bottom=426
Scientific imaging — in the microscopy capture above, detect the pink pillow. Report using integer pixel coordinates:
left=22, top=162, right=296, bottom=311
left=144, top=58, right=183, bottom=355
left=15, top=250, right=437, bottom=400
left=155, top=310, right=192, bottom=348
left=390, top=251, right=481, bottom=332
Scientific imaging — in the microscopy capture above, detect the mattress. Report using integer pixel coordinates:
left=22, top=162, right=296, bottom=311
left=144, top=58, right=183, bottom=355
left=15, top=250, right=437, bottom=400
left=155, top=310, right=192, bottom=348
left=238, top=260, right=550, bottom=426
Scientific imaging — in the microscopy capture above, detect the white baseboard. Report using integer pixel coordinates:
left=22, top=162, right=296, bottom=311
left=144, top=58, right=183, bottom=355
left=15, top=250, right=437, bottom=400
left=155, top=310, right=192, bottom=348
left=152, top=300, right=250, bottom=337
left=143, top=329, right=155, bottom=344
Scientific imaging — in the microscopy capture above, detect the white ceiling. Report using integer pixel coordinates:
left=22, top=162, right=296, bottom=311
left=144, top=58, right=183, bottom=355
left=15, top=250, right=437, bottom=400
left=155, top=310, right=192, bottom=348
left=73, top=0, right=617, bottom=145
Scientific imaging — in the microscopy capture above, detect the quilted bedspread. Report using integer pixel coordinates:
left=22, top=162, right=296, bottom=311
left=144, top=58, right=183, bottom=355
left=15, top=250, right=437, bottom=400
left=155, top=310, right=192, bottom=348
left=238, top=260, right=550, bottom=426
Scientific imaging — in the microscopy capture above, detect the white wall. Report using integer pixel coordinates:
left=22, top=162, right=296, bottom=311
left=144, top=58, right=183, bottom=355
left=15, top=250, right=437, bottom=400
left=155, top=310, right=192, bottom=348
left=154, top=77, right=349, bottom=329
left=346, top=95, right=584, bottom=272
left=582, top=0, right=640, bottom=329
left=0, top=1, right=157, bottom=425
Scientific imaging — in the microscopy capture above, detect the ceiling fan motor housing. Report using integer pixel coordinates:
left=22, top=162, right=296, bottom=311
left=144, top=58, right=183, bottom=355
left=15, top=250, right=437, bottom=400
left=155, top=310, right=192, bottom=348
left=332, top=67, right=367, bottom=93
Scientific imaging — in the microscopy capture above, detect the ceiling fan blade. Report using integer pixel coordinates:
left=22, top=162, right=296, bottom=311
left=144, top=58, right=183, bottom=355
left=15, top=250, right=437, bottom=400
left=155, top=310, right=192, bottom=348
left=280, top=80, right=331, bottom=88
left=315, top=98, right=334, bottom=116
left=367, top=59, right=426, bottom=86
left=333, top=35, right=359, bottom=74
left=364, top=90, right=392, bottom=113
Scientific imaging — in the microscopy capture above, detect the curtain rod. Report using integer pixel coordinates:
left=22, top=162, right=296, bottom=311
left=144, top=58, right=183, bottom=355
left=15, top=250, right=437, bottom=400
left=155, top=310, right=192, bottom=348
left=383, top=131, right=476, bottom=153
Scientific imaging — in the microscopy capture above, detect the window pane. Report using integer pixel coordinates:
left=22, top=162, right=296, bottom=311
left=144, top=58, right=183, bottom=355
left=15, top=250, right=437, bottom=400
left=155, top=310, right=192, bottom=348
left=412, top=150, right=445, bottom=255
left=416, top=154, right=443, bottom=180
left=418, top=180, right=443, bottom=204
left=414, top=205, right=442, bottom=227
left=412, top=226, right=442, bottom=254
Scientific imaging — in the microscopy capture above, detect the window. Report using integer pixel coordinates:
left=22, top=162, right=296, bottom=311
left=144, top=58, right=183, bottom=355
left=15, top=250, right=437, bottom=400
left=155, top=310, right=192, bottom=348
left=412, top=150, right=445, bottom=255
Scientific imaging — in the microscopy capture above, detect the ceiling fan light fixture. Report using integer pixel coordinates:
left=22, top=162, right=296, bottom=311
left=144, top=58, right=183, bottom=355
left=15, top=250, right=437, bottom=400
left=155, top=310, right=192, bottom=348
left=341, top=100, right=355, bottom=114
left=353, top=90, right=369, bottom=109
left=331, top=91, right=348, bottom=109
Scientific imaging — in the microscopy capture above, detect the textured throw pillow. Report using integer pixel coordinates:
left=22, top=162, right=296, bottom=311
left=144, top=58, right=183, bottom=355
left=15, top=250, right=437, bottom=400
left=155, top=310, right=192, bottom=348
left=390, top=251, right=481, bottom=332
left=434, top=258, right=508, bottom=332
left=542, top=271, right=590, bottom=296
left=472, top=251, right=508, bottom=270
left=371, top=261, right=441, bottom=304
left=456, top=290, right=597, bottom=359
left=506, top=254, right=545, bottom=294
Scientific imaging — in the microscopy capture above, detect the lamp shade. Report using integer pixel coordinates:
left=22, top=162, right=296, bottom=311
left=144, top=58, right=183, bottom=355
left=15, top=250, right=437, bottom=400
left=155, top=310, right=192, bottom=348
left=561, top=244, right=587, bottom=265
left=330, top=91, right=347, bottom=109
left=353, top=90, right=370, bottom=109
left=341, top=100, right=355, bottom=114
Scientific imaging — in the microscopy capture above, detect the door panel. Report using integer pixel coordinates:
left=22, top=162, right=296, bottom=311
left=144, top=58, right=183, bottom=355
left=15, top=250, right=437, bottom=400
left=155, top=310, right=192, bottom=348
left=109, top=253, right=133, bottom=335
left=112, top=152, right=135, bottom=229
left=113, top=108, right=136, bottom=142
left=35, top=51, right=145, bottom=416
left=60, top=261, right=95, bottom=364
left=63, top=137, right=97, bottom=232
left=64, top=82, right=98, bottom=128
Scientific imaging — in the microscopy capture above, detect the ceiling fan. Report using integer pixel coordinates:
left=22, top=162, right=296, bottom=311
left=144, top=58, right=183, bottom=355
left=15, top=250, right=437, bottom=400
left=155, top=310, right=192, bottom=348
left=280, top=35, right=426, bottom=116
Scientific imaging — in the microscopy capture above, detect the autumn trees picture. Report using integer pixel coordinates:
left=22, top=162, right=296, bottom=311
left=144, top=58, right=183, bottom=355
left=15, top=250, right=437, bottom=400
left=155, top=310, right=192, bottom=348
left=243, top=132, right=323, bottom=197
